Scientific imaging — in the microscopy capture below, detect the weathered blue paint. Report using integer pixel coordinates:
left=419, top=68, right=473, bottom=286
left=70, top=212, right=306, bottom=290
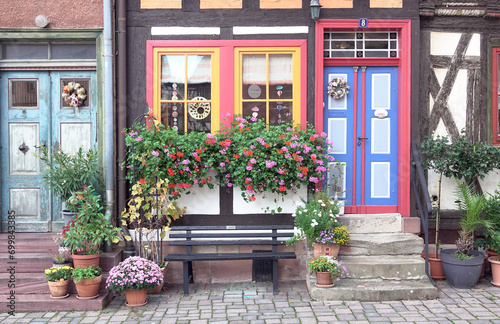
left=0, top=71, right=97, bottom=232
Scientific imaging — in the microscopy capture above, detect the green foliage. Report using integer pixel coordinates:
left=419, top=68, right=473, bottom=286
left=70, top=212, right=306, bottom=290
left=72, top=265, right=102, bottom=283
left=479, top=183, right=500, bottom=253
left=421, top=130, right=500, bottom=185
left=63, top=185, right=121, bottom=254
left=308, top=256, right=348, bottom=280
left=44, top=266, right=73, bottom=282
left=36, top=146, right=103, bottom=211
left=455, top=182, right=489, bottom=255
left=122, top=115, right=335, bottom=207
left=286, top=191, right=340, bottom=247
left=452, top=252, right=474, bottom=261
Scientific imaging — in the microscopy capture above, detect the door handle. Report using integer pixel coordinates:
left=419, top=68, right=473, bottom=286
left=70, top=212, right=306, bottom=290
left=357, top=137, right=368, bottom=146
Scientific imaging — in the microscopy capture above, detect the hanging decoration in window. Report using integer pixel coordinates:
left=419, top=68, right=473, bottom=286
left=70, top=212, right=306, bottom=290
left=188, top=97, right=211, bottom=120
left=62, top=82, right=87, bottom=117
left=327, top=77, right=350, bottom=100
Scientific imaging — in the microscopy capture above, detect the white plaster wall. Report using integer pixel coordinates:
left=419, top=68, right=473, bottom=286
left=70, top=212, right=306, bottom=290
left=430, top=32, right=480, bottom=57
left=175, top=182, right=220, bottom=214
left=233, top=187, right=307, bottom=214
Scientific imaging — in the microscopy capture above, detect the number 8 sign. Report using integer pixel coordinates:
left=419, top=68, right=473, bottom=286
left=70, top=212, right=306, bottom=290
left=359, top=18, right=368, bottom=28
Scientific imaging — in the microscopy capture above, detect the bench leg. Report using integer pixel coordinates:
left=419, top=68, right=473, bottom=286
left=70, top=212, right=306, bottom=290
left=188, top=261, right=193, bottom=283
left=183, top=261, right=190, bottom=296
left=272, top=259, right=278, bottom=295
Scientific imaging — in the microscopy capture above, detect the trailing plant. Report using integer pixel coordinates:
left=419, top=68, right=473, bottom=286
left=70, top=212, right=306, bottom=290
left=63, top=185, right=121, bottom=254
left=44, top=266, right=73, bottom=282
left=106, top=256, right=163, bottom=292
left=36, top=146, right=103, bottom=212
left=122, top=114, right=335, bottom=210
left=308, top=256, right=348, bottom=280
left=72, top=265, right=102, bottom=282
left=286, top=190, right=340, bottom=247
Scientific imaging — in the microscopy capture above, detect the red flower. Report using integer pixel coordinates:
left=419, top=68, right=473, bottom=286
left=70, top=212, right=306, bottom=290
left=169, top=183, right=176, bottom=189
left=172, top=192, right=179, bottom=197
left=195, top=156, right=201, bottom=162
left=139, top=178, right=146, bottom=184
left=233, top=154, right=240, bottom=159
left=167, top=168, right=174, bottom=176
left=196, top=148, right=202, bottom=153
left=278, top=186, right=286, bottom=192
left=265, top=143, right=270, bottom=148
left=310, top=136, right=315, bottom=141
left=177, top=152, right=184, bottom=157
left=278, top=134, right=285, bottom=139
left=285, top=141, right=291, bottom=145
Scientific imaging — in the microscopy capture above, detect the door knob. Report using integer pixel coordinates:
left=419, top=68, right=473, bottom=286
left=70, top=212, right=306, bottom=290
left=19, top=142, right=29, bottom=154
left=357, top=137, right=368, bottom=146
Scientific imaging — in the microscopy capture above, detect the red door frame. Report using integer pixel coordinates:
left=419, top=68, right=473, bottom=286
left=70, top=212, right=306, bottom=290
left=314, top=19, right=412, bottom=217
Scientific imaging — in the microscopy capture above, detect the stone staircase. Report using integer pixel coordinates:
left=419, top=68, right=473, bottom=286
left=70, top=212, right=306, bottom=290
left=307, top=214, right=438, bottom=301
left=0, top=233, right=122, bottom=312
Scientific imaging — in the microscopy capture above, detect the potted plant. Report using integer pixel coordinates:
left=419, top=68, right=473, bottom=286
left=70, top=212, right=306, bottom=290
left=37, top=146, right=103, bottom=225
left=44, top=266, right=73, bottom=298
left=63, top=185, right=121, bottom=268
left=308, top=256, right=348, bottom=288
left=73, top=265, right=102, bottom=299
left=50, top=250, right=72, bottom=268
left=286, top=190, right=342, bottom=257
left=106, top=256, right=163, bottom=307
left=440, top=182, right=489, bottom=288
left=313, top=226, right=351, bottom=258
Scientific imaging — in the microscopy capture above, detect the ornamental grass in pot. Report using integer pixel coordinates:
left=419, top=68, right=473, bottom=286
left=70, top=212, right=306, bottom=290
left=106, top=256, right=163, bottom=307
left=308, top=256, right=348, bottom=288
left=441, top=182, right=489, bottom=289
left=63, top=185, right=121, bottom=268
left=44, top=266, right=73, bottom=298
left=73, top=265, right=102, bottom=299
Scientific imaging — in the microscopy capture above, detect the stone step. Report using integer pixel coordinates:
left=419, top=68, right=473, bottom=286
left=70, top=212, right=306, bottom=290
left=0, top=292, right=114, bottom=312
left=0, top=272, right=111, bottom=295
left=0, top=233, right=60, bottom=253
left=307, top=278, right=438, bottom=302
left=338, top=213, right=402, bottom=234
left=340, top=233, right=424, bottom=256
left=338, top=255, right=427, bottom=280
left=0, top=250, right=123, bottom=273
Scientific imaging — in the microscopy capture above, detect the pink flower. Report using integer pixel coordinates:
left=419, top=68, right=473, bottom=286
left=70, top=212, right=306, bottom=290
left=136, top=137, right=143, bottom=142
left=152, top=151, right=159, bottom=157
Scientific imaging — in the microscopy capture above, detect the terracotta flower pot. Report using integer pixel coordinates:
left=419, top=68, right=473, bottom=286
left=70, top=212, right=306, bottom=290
left=47, top=279, right=69, bottom=298
left=421, top=253, right=445, bottom=280
left=72, top=253, right=101, bottom=269
left=488, top=256, right=500, bottom=287
left=486, top=249, right=499, bottom=258
left=75, top=274, right=102, bottom=299
left=147, top=264, right=168, bottom=294
left=125, top=288, right=148, bottom=307
left=313, top=244, right=340, bottom=258
left=315, top=271, right=334, bottom=288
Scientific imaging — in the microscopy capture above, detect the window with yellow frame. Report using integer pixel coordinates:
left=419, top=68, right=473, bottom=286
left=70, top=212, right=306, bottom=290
left=234, top=47, right=301, bottom=126
left=153, top=48, right=220, bottom=133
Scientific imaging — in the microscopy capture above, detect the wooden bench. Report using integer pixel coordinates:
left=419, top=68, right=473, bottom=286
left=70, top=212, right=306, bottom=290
left=164, top=225, right=296, bottom=296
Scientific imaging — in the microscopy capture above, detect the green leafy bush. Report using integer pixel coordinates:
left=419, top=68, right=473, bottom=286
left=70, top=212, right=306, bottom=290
left=72, top=265, right=102, bottom=283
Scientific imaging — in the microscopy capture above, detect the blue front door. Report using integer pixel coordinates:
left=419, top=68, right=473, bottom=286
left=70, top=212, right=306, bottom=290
left=0, top=70, right=97, bottom=232
left=323, top=66, right=398, bottom=211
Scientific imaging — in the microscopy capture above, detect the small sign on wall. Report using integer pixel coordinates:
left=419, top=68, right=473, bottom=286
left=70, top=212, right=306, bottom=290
left=359, top=18, right=368, bottom=28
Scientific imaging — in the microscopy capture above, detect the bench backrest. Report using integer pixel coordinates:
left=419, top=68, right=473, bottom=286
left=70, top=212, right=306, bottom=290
left=168, top=225, right=295, bottom=254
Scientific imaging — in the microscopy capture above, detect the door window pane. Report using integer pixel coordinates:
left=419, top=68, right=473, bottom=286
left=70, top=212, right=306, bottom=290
left=10, top=80, right=38, bottom=108
left=2, top=44, right=48, bottom=60
left=52, top=44, right=96, bottom=60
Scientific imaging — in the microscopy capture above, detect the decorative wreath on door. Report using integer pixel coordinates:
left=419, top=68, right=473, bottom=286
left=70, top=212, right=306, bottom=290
left=188, top=97, right=211, bottom=120
left=62, top=82, right=87, bottom=107
left=327, top=77, right=350, bottom=99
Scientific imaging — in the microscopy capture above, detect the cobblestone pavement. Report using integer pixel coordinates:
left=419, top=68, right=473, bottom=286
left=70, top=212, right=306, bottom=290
left=1, top=279, right=500, bottom=323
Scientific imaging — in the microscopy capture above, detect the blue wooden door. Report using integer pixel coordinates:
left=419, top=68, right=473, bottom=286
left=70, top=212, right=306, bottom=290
left=1, top=71, right=97, bottom=232
left=323, top=66, right=398, bottom=209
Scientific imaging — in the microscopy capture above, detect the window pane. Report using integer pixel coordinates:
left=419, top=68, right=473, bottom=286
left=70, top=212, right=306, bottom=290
left=61, top=79, right=90, bottom=108
left=332, top=41, right=355, bottom=50
left=269, top=102, right=292, bottom=126
left=52, top=44, right=96, bottom=60
left=3, top=44, right=48, bottom=60
left=161, top=55, right=186, bottom=100
left=162, top=102, right=185, bottom=133
left=269, top=54, right=293, bottom=99
left=11, top=80, right=38, bottom=108
left=187, top=55, right=211, bottom=100
left=365, top=41, right=389, bottom=50
left=242, top=102, right=266, bottom=123
left=242, top=54, right=266, bottom=99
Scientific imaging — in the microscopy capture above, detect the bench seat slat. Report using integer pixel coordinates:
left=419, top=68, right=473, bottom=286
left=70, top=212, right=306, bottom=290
left=170, top=225, right=294, bottom=231
left=169, top=232, right=293, bottom=239
left=169, top=240, right=288, bottom=246
left=165, top=252, right=296, bottom=262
